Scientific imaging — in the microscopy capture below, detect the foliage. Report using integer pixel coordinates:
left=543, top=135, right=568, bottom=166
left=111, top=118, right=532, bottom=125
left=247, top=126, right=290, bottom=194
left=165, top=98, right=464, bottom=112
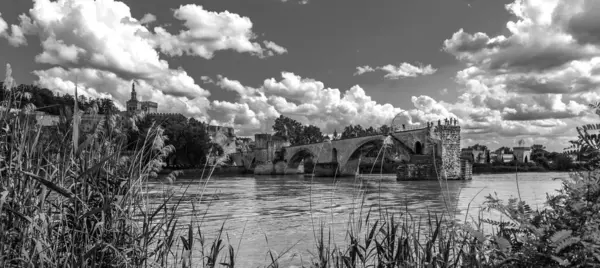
left=300, top=124, right=324, bottom=144
left=0, top=73, right=181, bottom=266
left=155, top=115, right=211, bottom=167
left=340, top=124, right=390, bottom=139
left=272, top=115, right=324, bottom=145
left=475, top=103, right=600, bottom=267
left=467, top=143, right=488, bottom=151
left=3, top=62, right=600, bottom=267
left=0, top=65, right=236, bottom=267
left=0, top=82, right=118, bottom=115
left=1, top=77, right=215, bottom=168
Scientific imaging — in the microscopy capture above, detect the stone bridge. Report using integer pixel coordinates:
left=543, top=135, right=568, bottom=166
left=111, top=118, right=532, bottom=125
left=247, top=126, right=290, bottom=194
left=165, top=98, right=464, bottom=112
left=277, top=124, right=462, bottom=178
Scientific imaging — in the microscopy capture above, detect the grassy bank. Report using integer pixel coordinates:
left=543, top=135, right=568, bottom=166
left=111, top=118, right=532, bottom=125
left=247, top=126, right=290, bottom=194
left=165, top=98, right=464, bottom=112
left=2, top=69, right=600, bottom=267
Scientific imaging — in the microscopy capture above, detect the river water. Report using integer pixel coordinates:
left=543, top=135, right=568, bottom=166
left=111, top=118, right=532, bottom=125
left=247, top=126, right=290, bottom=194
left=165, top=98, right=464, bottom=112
left=146, top=172, right=569, bottom=267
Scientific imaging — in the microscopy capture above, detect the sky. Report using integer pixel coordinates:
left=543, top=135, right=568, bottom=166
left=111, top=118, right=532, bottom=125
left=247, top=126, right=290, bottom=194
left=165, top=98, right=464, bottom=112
left=0, top=0, right=598, bottom=151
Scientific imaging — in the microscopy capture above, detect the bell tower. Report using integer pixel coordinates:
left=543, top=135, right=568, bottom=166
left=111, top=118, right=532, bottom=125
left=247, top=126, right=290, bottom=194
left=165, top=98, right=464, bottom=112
left=131, top=82, right=137, bottom=101
left=126, top=82, right=139, bottom=113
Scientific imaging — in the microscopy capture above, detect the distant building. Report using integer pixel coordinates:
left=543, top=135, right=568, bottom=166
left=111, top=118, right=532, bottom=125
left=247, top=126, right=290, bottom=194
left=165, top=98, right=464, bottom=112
left=461, top=144, right=490, bottom=164
left=501, top=154, right=515, bottom=163
left=513, top=147, right=532, bottom=163
left=489, top=152, right=499, bottom=163
left=126, top=83, right=158, bottom=114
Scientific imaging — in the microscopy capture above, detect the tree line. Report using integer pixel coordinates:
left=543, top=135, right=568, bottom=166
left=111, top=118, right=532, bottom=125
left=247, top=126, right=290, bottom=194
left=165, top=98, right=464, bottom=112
left=0, top=83, right=119, bottom=115
left=1, top=83, right=219, bottom=168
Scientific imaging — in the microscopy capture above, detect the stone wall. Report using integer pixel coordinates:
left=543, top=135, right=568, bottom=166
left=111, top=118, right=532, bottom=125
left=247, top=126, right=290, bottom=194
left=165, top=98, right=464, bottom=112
left=255, top=134, right=271, bottom=149
left=390, top=128, right=431, bottom=155
left=252, top=148, right=270, bottom=164
left=460, top=159, right=473, bottom=180
left=397, top=162, right=442, bottom=180
left=435, top=125, right=462, bottom=179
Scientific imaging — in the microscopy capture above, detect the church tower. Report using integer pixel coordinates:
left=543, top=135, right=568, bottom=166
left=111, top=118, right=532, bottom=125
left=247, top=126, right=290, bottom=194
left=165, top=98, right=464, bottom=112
left=131, top=82, right=137, bottom=101
left=126, top=82, right=140, bottom=113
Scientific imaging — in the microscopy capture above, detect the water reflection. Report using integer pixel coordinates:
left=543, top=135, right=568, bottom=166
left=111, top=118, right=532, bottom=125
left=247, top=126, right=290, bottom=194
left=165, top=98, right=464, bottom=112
left=146, top=172, right=568, bottom=267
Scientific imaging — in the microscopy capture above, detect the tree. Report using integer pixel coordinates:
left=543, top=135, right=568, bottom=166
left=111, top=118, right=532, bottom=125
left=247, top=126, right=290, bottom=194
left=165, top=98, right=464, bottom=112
left=332, top=129, right=339, bottom=140
left=353, top=125, right=366, bottom=137
left=341, top=125, right=355, bottom=139
left=272, top=115, right=303, bottom=144
left=300, top=125, right=324, bottom=144
left=468, top=143, right=488, bottom=151
left=271, top=115, right=326, bottom=145
left=365, top=126, right=376, bottom=135
left=494, top=146, right=512, bottom=154
left=554, top=154, right=574, bottom=171
left=98, top=98, right=119, bottom=115
left=379, top=124, right=391, bottom=135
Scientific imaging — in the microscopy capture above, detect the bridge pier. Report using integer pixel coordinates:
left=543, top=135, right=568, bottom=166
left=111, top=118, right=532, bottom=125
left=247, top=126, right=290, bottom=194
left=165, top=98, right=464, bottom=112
left=305, top=162, right=339, bottom=177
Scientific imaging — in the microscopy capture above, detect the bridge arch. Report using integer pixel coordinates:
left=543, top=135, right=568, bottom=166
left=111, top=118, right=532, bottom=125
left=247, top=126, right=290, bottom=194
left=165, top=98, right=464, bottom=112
left=287, top=148, right=316, bottom=170
left=336, top=135, right=414, bottom=175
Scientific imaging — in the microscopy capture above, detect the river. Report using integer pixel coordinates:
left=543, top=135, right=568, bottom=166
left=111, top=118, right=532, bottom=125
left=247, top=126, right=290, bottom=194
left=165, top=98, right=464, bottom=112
left=145, top=172, right=569, bottom=267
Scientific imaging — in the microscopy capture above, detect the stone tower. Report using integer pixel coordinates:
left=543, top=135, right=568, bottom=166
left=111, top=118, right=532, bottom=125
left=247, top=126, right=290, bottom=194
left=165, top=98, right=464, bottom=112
left=126, top=82, right=140, bottom=113
left=131, top=82, right=137, bottom=101
left=434, top=124, right=462, bottom=179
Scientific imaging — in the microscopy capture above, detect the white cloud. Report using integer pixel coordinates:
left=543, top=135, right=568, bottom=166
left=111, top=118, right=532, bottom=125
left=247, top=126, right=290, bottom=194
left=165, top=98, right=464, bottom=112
left=34, top=67, right=210, bottom=120
left=151, top=4, right=287, bottom=59
left=0, top=12, right=27, bottom=46
left=0, top=0, right=286, bottom=118
left=139, top=13, right=156, bottom=24
left=263, top=40, right=288, bottom=56
left=0, top=13, right=6, bottom=34
left=354, top=62, right=437, bottom=79
left=280, top=0, right=309, bottom=4
left=209, top=72, right=453, bottom=135
left=439, top=0, right=600, bottom=150
left=354, top=65, right=375, bottom=76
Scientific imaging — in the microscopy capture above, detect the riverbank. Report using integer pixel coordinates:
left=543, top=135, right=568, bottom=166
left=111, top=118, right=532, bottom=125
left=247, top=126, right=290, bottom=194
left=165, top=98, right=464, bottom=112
left=471, top=163, right=573, bottom=174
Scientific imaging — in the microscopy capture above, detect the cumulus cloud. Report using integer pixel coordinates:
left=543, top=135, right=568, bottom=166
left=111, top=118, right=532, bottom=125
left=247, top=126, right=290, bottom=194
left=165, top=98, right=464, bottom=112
left=263, top=41, right=288, bottom=56
left=151, top=4, right=287, bottom=59
left=354, top=66, right=375, bottom=76
left=0, top=13, right=6, bottom=34
left=0, top=12, right=27, bottom=46
left=354, top=62, right=437, bottom=79
left=139, top=13, right=156, bottom=24
left=440, top=0, right=600, bottom=149
left=34, top=67, right=210, bottom=120
left=0, top=0, right=286, bottom=118
left=208, top=72, right=453, bottom=135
